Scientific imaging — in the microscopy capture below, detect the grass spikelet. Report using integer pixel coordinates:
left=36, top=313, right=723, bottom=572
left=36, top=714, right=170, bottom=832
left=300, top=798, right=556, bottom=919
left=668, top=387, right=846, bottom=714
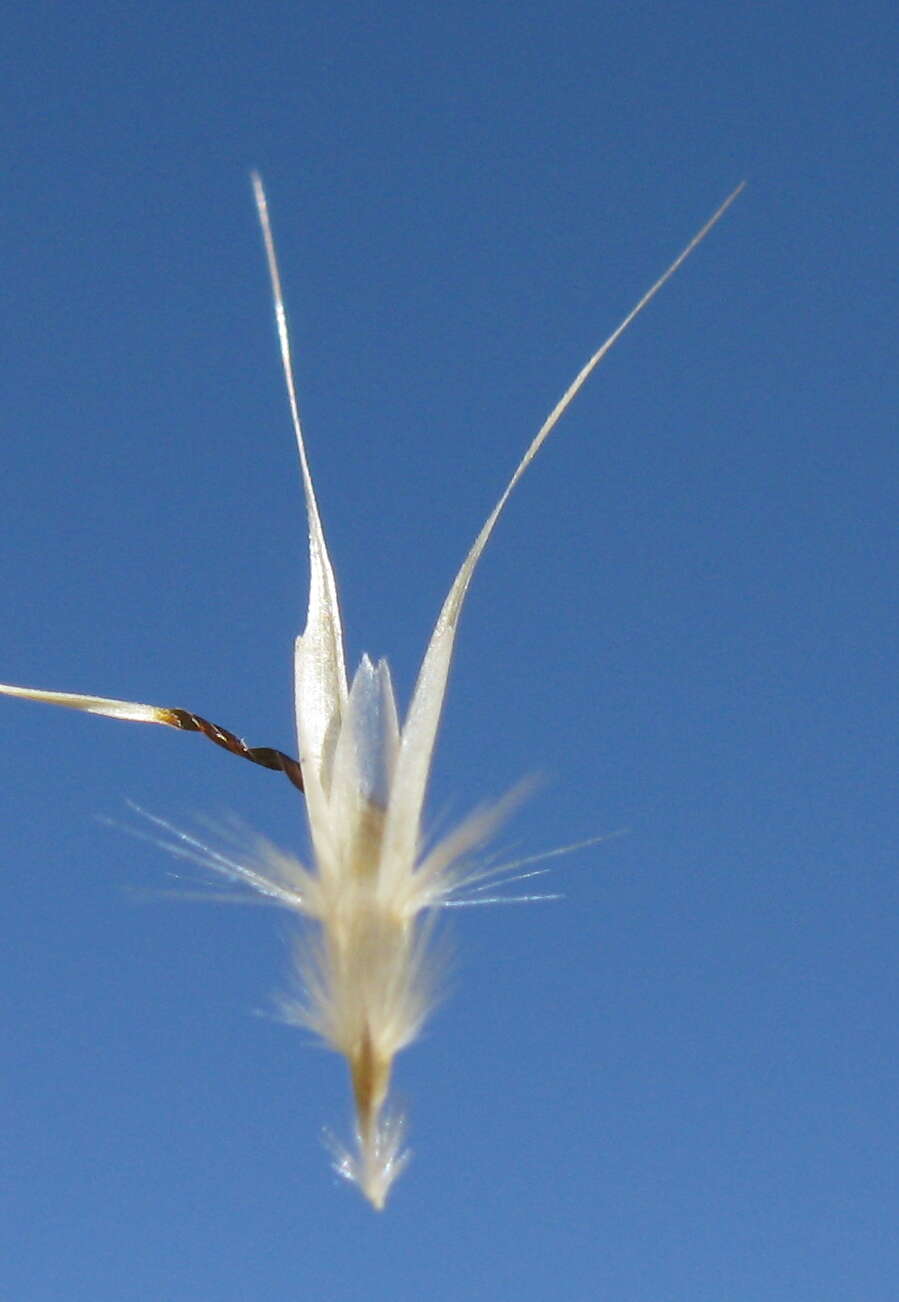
left=0, top=178, right=743, bottom=1207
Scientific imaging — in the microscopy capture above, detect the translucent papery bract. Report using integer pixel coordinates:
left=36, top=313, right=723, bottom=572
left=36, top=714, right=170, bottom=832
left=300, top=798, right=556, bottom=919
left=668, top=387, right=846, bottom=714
left=326, top=656, right=399, bottom=879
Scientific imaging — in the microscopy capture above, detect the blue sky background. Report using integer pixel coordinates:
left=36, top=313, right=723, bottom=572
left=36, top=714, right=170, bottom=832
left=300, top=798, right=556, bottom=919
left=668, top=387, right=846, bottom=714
left=1, top=2, right=895, bottom=1298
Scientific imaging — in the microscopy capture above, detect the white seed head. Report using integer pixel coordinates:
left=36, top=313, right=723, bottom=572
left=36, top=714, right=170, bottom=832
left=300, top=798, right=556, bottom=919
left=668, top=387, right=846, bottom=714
left=0, top=178, right=743, bottom=1208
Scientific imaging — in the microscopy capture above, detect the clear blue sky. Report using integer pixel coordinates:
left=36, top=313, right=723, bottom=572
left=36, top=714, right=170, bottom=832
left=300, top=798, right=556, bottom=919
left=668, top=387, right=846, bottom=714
left=1, top=2, right=895, bottom=1298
